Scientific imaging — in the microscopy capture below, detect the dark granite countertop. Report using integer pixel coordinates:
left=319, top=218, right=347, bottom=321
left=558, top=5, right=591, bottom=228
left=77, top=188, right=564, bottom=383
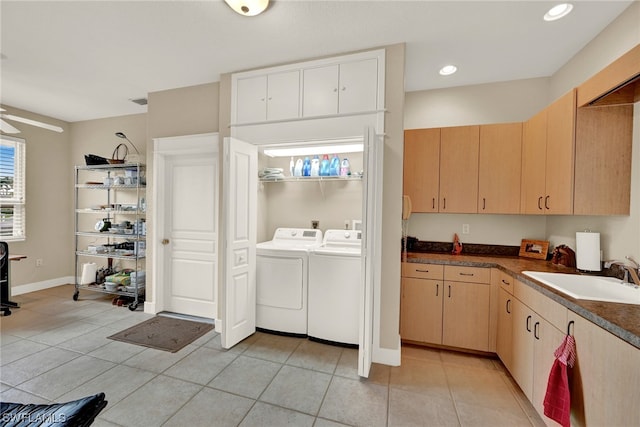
left=405, top=252, right=640, bottom=350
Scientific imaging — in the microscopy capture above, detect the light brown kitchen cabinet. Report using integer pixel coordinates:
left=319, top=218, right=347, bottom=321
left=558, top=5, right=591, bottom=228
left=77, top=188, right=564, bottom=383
left=573, top=104, right=633, bottom=215
left=400, top=263, right=490, bottom=352
left=478, top=123, right=522, bottom=214
left=439, top=126, right=480, bottom=213
left=568, top=312, right=640, bottom=427
left=442, top=280, right=490, bottom=351
left=521, top=90, right=575, bottom=215
left=400, top=277, right=443, bottom=343
left=403, top=129, right=440, bottom=212
left=510, top=280, right=568, bottom=425
left=496, top=287, right=514, bottom=372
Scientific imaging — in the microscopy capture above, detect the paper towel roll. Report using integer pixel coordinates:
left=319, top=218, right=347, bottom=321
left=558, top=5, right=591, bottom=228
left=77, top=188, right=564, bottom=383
left=81, top=262, right=97, bottom=285
left=576, top=232, right=601, bottom=271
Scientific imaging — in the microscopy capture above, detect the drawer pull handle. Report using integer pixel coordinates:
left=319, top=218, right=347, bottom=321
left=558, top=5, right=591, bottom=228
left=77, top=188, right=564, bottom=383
left=459, top=272, right=474, bottom=276
left=416, top=269, right=430, bottom=273
left=501, top=279, right=510, bottom=286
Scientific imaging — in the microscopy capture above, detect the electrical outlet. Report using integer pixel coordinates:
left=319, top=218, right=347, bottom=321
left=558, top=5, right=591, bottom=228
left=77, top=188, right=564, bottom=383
left=36, top=258, right=43, bottom=267
left=462, top=224, right=470, bottom=234
left=344, top=220, right=350, bottom=230
left=311, top=220, right=319, bottom=229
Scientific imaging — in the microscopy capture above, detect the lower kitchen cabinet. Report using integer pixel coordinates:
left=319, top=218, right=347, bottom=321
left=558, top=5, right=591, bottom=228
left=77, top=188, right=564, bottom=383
left=400, top=277, right=443, bottom=343
left=442, top=280, right=490, bottom=351
left=400, top=263, right=491, bottom=352
left=496, top=286, right=514, bottom=372
left=568, top=312, right=640, bottom=427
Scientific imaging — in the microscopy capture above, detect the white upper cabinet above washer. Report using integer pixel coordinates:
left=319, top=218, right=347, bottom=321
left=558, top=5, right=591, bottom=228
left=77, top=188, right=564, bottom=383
left=231, top=49, right=385, bottom=127
left=303, top=58, right=378, bottom=117
left=236, top=70, right=300, bottom=124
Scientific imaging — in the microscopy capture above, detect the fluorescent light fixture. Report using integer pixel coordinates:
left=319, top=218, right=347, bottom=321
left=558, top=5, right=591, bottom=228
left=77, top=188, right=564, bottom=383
left=224, top=0, right=269, bottom=16
left=544, top=3, right=573, bottom=21
left=439, top=65, right=457, bottom=76
left=263, top=142, right=364, bottom=158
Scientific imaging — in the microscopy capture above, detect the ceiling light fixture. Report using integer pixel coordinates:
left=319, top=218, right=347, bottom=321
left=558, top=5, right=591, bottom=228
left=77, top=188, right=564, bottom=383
left=224, top=0, right=269, bottom=16
left=544, top=3, right=573, bottom=21
left=439, top=65, right=457, bottom=76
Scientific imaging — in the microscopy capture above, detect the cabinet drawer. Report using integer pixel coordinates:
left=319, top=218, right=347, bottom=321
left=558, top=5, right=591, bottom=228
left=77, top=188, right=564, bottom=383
left=499, top=271, right=515, bottom=295
left=444, top=265, right=490, bottom=283
left=401, top=263, right=443, bottom=280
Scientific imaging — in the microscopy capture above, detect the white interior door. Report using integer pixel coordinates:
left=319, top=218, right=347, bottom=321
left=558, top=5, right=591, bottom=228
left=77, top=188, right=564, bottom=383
left=153, top=134, right=218, bottom=319
left=221, top=137, right=258, bottom=349
left=359, top=126, right=384, bottom=377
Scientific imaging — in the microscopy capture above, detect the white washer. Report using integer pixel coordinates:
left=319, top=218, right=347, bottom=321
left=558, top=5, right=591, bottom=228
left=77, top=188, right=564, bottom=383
left=256, top=228, right=323, bottom=335
left=308, top=229, right=362, bottom=345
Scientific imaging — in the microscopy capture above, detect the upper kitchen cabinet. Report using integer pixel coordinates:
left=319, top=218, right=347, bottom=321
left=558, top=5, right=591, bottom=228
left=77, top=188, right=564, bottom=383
left=521, top=90, right=575, bottom=215
left=573, top=44, right=637, bottom=215
left=403, top=128, right=440, bottom=212
left=235, top=70, right=300, bottom=124
left=440, top=125, right=480, bottom=213
left=231, top=49, right=385, bottom=127
left=478, top=123, right=522, bottom=214
left=302, top=58, right=379, bottom=117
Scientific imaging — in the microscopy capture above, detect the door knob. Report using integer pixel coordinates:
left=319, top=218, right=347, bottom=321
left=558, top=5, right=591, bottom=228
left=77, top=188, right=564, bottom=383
left=161, top=239, right=170, bottom=245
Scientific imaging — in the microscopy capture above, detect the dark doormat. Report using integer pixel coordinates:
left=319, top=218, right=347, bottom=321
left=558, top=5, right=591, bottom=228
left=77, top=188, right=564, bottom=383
left=107, top=316, right=214, bottom=353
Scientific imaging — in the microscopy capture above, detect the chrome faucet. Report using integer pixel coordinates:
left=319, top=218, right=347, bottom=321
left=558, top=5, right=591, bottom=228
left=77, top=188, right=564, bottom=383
left=622, top=256, right=640, bottom=287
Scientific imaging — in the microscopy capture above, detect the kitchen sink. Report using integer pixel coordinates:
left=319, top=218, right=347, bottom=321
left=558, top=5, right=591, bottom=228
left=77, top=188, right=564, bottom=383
left=522, top=271, right=640, bottom=305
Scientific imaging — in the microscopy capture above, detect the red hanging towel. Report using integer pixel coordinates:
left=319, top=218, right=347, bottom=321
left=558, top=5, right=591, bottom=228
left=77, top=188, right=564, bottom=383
left=543, top=334, right=576, bottom=427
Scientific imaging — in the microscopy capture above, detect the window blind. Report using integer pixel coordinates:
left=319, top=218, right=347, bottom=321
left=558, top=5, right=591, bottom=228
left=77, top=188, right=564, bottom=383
left=0, top=135, right=26, bottom=240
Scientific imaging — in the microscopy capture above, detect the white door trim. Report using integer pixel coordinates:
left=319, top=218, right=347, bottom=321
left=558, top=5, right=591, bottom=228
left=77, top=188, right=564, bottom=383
left=150, top=133, right=219, bottom=316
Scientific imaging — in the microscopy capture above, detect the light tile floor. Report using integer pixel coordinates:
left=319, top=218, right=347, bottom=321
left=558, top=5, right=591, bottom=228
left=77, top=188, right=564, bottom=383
left=1, top=285, right=545, bottom=426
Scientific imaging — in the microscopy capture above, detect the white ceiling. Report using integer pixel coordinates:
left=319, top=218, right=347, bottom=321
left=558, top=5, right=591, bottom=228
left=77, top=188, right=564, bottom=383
left=0, top=0, right=633, bottom=123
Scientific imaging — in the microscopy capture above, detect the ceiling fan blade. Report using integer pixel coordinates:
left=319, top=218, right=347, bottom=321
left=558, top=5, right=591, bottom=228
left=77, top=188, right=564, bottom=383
left=0, top=118, right=21, bottom=134
left=1, top=114, right=63, bottom=133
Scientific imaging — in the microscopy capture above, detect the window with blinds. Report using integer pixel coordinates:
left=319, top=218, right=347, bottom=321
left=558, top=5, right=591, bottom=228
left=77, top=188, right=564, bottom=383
left=0, top=136, right=26, bottom=241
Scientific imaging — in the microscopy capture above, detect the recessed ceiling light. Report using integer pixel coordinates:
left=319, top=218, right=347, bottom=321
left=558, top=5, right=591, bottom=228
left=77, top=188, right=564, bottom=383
left=439, top=65, right=457, bottom=76
left=544, top=3, right=573, bottom=21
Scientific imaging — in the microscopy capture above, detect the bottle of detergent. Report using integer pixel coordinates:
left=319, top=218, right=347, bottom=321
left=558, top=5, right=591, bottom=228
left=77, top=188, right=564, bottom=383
left=310, top=155, right=320, bottom=176
left=329, top=154, right=340, bottom=176
left=289, top=157, right=295, bottom=177
left=320, top=155, right=330, bottom=176
left=340, top=157, right=351, bottom=176
left=294, top=158, right=303, bottom=177
left=302, top=157, right=311, bottom=177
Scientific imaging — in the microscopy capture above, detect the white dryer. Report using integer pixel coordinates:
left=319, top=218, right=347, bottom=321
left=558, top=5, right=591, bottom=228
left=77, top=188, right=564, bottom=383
left=308, top=229, right=362, bottom=346
left=256, top=228, right=323, bottom=335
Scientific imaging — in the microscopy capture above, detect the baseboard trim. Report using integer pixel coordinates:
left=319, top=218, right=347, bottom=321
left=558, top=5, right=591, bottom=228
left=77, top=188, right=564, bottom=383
left=11, top=276, right=75, bottom=296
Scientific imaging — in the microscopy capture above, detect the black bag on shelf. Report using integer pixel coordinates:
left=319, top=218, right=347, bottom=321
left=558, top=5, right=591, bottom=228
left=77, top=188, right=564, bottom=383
left=84, top=154, right=109, bottom=166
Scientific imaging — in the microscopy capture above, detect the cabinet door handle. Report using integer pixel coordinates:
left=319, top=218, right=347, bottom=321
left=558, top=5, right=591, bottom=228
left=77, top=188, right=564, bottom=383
left=436, top=284, right=439, bottom=296
left=442, top=198, right=446, bottom=210
left=526, top=315, right=532, bottom=332
left=538, top=196, right=543, bottom=210
left=545, top=195, right=550, bottom=210
left=432, top=198, right=436, bottom=210
left=501, top=279, right=511, bottom=286
left=482, top=198, right=486, bottom=210
left=448, top=285, right=451, bottom=298
left=341, top=86, right=346, bottom=91
left=534, top=322, right=540, bottom=340
left=333, top=88, right=338, bottom=92
left=161, top=238, right=170, bottom=245
left=506, top=299, right=511, bottom=314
